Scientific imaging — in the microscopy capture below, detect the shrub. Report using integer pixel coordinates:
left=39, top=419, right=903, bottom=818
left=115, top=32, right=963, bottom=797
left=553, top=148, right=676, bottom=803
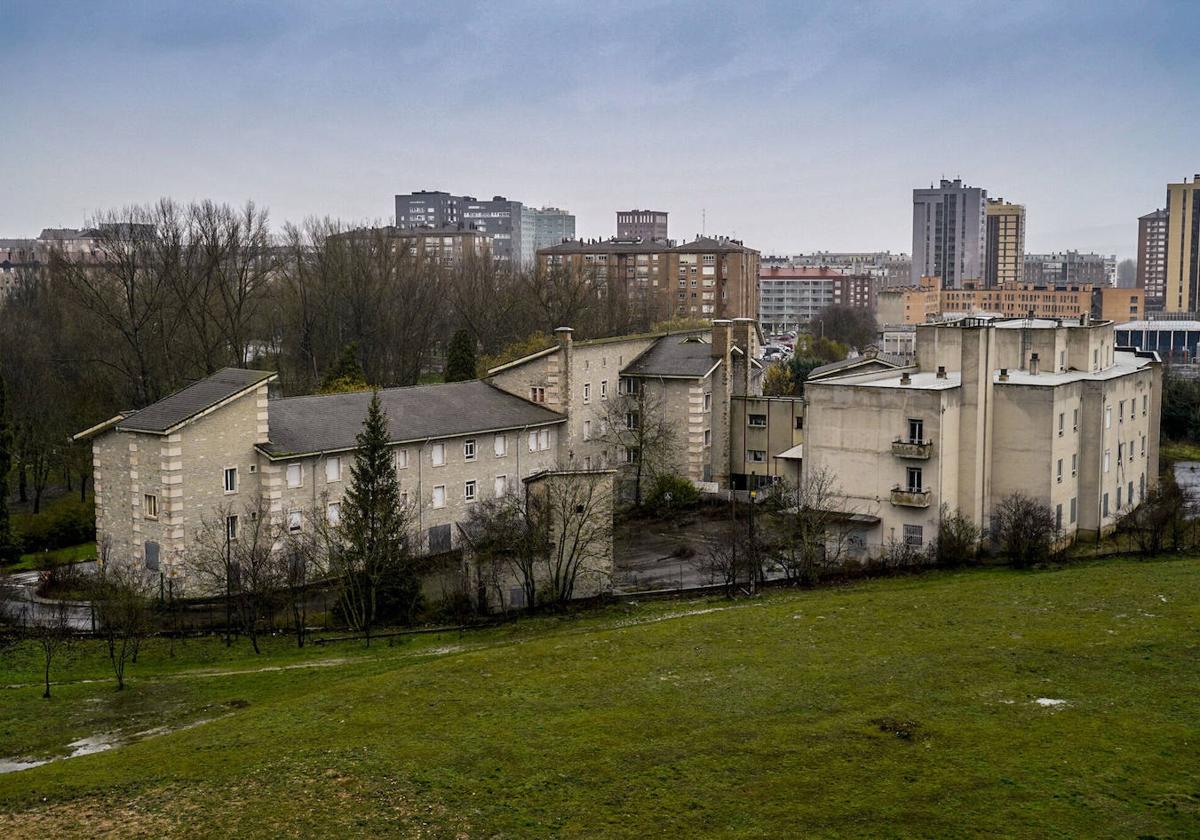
left=644, top=474, right=701, bottom=515
left=991, top=492, right=1058, bottom=569
left=929, top=506, right=981, bottom=567
left=14, top=497, right=95, bottom=554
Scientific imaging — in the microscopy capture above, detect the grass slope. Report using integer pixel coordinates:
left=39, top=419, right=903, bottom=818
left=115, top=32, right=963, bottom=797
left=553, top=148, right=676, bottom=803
left=1, top=558, right=1198, bottom=838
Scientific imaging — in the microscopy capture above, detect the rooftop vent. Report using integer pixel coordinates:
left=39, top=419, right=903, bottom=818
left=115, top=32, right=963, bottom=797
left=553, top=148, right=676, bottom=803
left=999, top=368, right=1009, bottom=381
left=936, top=365, right=947, bottom=379
left=1030, top=353, right=1040, bottom=376
left=900, top=371, right=912, bottom=385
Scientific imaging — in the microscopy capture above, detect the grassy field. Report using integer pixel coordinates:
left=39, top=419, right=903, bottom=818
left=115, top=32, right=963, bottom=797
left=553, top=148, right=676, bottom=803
left=1, top=557, right=1198, bottom=838
left=5, top=542, right=97, bottom=574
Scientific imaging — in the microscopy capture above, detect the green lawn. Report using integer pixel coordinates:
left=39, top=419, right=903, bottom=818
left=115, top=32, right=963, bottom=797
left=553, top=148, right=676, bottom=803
left=1161, top=439, right=1200, bottom=463
left=1, top=557, right=1199, bottom=838
left=5, top=542, right=97, bottom=574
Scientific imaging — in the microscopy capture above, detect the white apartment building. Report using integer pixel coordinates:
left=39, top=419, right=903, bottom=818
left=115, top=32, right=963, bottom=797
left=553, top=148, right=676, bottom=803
left=805, top=316, right=1162, bottom=557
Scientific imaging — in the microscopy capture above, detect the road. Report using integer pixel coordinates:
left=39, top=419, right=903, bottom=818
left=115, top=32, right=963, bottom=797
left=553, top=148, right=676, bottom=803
left=0, top=562, right=96, bottom=631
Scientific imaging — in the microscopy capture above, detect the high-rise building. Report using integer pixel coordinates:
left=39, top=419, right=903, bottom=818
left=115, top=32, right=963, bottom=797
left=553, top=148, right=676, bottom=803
left=395, top=191, right=527, bottom=264
left=1137, top=208, right=1168, bottom=310
left=911, top=179, right=988, bottom=288
left=616, top=210, right=668, bottom=242
left=528, top=207, right=576, bottom=252
left=1024, top=251, right=1113, bottom=286
left=1165, top=175, right=1200, bottom=313
left=985, top=199, right=1025, bottom=287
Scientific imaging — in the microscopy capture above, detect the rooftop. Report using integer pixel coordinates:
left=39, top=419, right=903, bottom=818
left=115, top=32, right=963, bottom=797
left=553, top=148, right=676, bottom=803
left=119, top=368, right=276, bottom=433
left=260, top=380, right=563, bottom=457
left=622, top=334, right=719, bottom=379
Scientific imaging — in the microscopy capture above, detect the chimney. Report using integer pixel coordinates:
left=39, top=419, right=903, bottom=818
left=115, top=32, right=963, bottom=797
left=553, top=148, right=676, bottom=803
left=900, top=371, right=912, bottom=385
left=998, top=368, right=1009, bottom=381
left=936, top=365, right=947, bottom=379
left=711, top=320, right=732, bottom=359
left=1029, top=352, right=1039, bottom=376
left=555, top=327, right=574, bottom=409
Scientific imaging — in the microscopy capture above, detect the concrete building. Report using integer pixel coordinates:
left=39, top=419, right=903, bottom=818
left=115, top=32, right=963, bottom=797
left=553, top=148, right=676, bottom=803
left=76, top=371, right=621, bottom=610
left=1092, top=287, right=1144, bottom=324
left=1114, top=320, right=1200, bottom=363
left=1165, top=175, right=1200, bottom=314
left=538, top=236, right=760, bottom=322
left=781, top=251, right=912, bottom=288
left=942, top=282, right=1094, bottom=320
left=876, top=276, right=943, bottom=326
left=1138, top=208, right=1169, bottom=311
left=985, top=199, right=1025, bottom=287
left=528, top=207, right=576, bottom=252
left=805, top=316, right=1162, bottom=558
left=616, top=210, right=668, bottom=243
left=394, top=191, right=527, bottom=264
left=758, top=266, right=876, bottom=333
left=332, top=225, right=493, bottom=267
left=912, top=179, right=988, bottom=288
left=1025, top=251, right=1114, bottom=287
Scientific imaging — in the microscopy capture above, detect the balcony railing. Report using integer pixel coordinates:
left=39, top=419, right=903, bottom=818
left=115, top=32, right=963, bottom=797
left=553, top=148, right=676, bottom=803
left=890, top=486, right=932, bottom=508
left=891, top=438, right=933, bottom=459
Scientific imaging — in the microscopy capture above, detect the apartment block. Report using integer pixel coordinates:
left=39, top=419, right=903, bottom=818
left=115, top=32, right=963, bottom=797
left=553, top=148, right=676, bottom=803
left=529, top=207, right=576, bottom=252
left=616, top=210, right=668, bottom=243
left=985, top=199, right=1025, bottom=286
left=1024, top=251, right=1113, bottom=287
left=942, top=282, right=1094, bottom=320
left=1165, top=175, right=1200, bottom=313
left=1091, top=286, right=1143, bottom=324
left=538, top=236, right=760, bottom=321
left=1137, top=208, right=1168, bottom=310
left=876, top=276, right=942, bottom=326
left=805, top=317, right=1162, bottom=558
left=332, top=225, right=493, bottom=267
left=76, top=372, right=616, bottom=610
left=395, top=191, right=527, bottom=264
left=912, top=179, right=988, bottom=288
left=758, top=266, right=876, bottom=333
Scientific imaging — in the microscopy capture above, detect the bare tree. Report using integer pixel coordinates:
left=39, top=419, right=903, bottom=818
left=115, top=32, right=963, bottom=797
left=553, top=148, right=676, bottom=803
left=1117, top=478, right=1193, bottom=555
left=92, top=560, right=155, bottom=690
left=531, top=472, right=614, bottom=603
left=991, top=493, right=1059, bottom=568
left=32, top=599, right=75, bottom=699
left=693, top=518, right=763, bottom=597
left=277, top=501, right=333, bottom=647
left=763, top=468, right=857, bottom=584
left=459, top=493, right=547, bottom=613
left=596, top=379, right=677, bottom=506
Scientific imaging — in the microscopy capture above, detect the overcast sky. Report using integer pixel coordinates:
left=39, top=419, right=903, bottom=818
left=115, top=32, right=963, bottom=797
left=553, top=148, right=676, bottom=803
left=3, top=0, right=1197, bottom=259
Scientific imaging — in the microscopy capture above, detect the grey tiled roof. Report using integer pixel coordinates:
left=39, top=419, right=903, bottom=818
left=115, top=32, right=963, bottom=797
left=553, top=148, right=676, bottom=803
left=808, top=353, right=904, bottom=380
left=260, top=380, right=564, bottom=457
left=119, top=368, right=276, bottom=433
left=622, top=334, right=719, bottom=378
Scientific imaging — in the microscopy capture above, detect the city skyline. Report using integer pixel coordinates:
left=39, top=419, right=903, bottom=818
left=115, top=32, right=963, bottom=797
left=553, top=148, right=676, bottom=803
left=2, top=1, right=1198, bottom=260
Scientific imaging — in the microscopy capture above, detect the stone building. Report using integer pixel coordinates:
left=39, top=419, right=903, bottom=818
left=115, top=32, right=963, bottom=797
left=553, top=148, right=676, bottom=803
left=804, top=317, right=1162, bottom=558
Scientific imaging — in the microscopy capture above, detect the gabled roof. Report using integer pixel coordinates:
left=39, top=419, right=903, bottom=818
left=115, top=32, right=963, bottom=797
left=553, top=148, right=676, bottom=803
left=117, top=368, right=276, bottom=434
left=259, top=380, right=563, bottom=458
left=670, top=236, right=758, bottom=254
left=621, top=333, right=720, bottom=379
left=807, top=351, right=904, bottom=382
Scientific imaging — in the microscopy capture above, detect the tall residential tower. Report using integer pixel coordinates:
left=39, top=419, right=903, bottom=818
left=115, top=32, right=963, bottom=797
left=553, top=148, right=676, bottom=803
left=984, top=198, right=1025, bottom=286
left=1165, top=175, right=1200, bottom=313
left=911, top=179, right=988, bottom=288
left=1137, top=208, right=1168, bottom=311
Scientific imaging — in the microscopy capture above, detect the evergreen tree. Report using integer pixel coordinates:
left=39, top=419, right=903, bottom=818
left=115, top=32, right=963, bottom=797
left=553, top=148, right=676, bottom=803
left=0, top=372, right=18, bottom=563
left=320, top=342, right=369, bottom=394
left=332, top=392, right=416, bottom=644
left=444, top=328, right=478, bottom=382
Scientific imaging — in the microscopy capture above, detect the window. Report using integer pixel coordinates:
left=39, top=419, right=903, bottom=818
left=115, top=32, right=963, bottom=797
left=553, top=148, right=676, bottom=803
left=704, top=429, right=711, bottom=446
left=1141, top=436, right=1146, bottom=457
left=906, top=467, right=923, bottom=491
left=1119, top=401, right=1125, bottom=422
left=530, top=386, right=546, bottom=403
left=464, top=480, right=477, bottom=501
left=226, top=514, right=239, bottom=541
left=287, top=510, right=302, bottom=534
left=538, top=429, right=550, bottom=451
left=1073, top=407, right=1079, bottom=431
left=1105, top=407, right=1111, bottom=429
left=795, top=416, right=804, bottom=430
left=396, top=448, right=410, bottom=469
left=903, top=524, right=924, bottom=547
left=1056, top=459, right=1063, bottom=483
left=600, top=380, right=608, bottom=399
left=1118, top=443, right=1124, bottom=464
left=1071, top=453, right=1078, bottom=476
left=1128, top=481, right=1134, bottom=506
left=286, top=463, right=303, bottom=488
left=464, top=439, right=476, bottom=461
left=747, top=449, right=766, bottom=462
left=1117, top=486, right=1123, bottom=510
left=432, top=485, right=446, bottom=508
left=326, top=502, right=341, bottom=526
left=583, top=419, right=591, bottom=440
left=432, top=443, right=446, bottom=466
left=144, top=493, right=158, bottom=519
left=1057, top=413, right=1064, bottom=436
left=224, top=467, right=238, bottom=494
left=1143, top=394, right=1148, bottom=416
left=621, top=377, right=640, bottom=395
left=1104, top=450, right=1110, bottom=472
left=428, top=524, right=451, bottom=553
left=1055, top=504, right=1062, bottom=532
left=703, top=392, right=711, bottom=411
left=1103, top=493, right=1109, bottom=518
left=492, top=434, right=507, bottom=457
left=326, top=456, right=341, bottom=483
left=583, top=383, right=591, bottom=403
left=1070, top=497, right=1077, bottom=523
left=494, top=475, right=507, bottom=497
left=528, top=430, right=538, bottom=451
left=908, top=418, right=924, bottom=442
left=748, top=413, right=767, bottom=428
left=144, top=541, right=160, bottom=572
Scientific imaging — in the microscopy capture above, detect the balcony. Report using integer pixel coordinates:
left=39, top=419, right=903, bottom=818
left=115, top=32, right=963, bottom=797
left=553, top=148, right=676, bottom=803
left=891, top=486, right=932, bottom=508
left=891, top=438, right=933, bottom=459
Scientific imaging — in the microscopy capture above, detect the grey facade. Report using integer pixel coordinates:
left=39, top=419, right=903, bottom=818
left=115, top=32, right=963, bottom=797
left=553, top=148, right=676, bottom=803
left=1025, top=251, right=1114, bottom=287
left=395, top=191, right=527, bottom=264
left=912, top=179, right=988, bottom=288
left=529, top=207, right=576, bottom=253
left=616, top=210, right=668, bottom=243
left=1138, top=208, right=1168, bottom=310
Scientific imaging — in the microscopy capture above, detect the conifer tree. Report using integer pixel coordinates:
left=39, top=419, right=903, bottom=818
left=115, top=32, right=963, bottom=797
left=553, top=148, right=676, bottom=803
left=444, top=328, right=477, bottom=382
